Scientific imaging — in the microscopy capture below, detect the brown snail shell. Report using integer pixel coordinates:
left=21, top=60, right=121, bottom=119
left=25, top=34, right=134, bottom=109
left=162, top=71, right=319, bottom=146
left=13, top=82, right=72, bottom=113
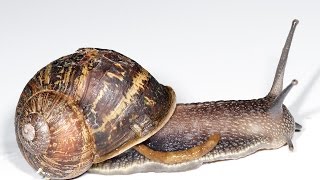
left=15, top=48, right=176, bottom=179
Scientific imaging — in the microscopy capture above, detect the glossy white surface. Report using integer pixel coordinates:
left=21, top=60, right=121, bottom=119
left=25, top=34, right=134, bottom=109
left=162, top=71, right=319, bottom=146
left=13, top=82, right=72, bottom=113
left=1, top=0, right=319, bottom=179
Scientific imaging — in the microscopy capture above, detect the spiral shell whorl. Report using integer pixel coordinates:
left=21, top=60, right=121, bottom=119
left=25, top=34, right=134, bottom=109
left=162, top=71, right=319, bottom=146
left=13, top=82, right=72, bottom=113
left=17, top=113, right=50, bottom=155
left=15, top=91, right=95, bottom=179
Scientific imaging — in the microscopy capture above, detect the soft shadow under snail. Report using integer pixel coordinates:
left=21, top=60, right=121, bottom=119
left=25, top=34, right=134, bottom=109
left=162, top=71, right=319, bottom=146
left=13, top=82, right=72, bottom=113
left=15, top=20, right=301, bottom=179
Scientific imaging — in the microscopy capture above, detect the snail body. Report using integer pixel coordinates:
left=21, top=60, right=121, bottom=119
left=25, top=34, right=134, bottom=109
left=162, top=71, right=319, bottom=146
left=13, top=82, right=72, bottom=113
left=91, top=99, right=296, bottom=174
left=15, top=48, right=176, bottom=179
left=89, top=20, right=301, bottom=175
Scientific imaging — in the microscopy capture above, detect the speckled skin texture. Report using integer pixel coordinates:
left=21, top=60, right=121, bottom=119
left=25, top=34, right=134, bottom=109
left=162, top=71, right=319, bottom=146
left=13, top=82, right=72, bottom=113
left=90, top=98, right=295, bottom=174
left=15, top=48, right=176, bottom=179
left=146, top=98, right=293, bottom=152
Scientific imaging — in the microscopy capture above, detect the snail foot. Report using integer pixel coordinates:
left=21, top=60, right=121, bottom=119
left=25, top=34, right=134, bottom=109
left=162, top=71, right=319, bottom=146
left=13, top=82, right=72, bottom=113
left=134, top=133, right=220, bottom=164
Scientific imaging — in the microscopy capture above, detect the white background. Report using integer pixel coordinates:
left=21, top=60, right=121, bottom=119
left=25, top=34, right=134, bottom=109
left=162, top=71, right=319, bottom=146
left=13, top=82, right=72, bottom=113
left=1, top=0, right=319, bottom=179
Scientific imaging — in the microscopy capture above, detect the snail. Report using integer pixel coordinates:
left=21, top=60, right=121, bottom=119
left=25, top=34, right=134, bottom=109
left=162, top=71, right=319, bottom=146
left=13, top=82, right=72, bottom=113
left=14, top=19, right=301, bottom=179
left=89, top=20, right=301, bottom=174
